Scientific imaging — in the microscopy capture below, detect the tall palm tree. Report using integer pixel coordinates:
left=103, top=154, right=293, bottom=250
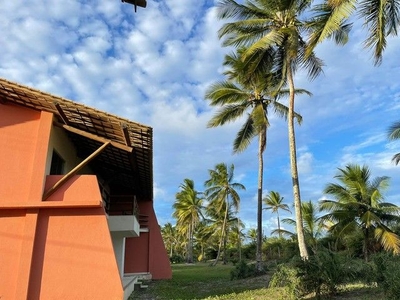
left=263, top=191, right=291, bottom=238
left=273, top=200, right=325, bottom=254
left=173, top=178, right=204, bottom=263
left=206, top=49, right=304, bottom=269
left=320, top=164, right=400, bottom=261
left=204, top=163, right=245, bottom=266
left=216, top=0, right=324, bottom=260
left=387, top=121, right=400, bottom=164
left=308, top=0, right=400, bottom=65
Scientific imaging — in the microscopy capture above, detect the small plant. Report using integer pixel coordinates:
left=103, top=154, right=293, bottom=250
left=269, top=264, right=302, bottom=299
left=230, top=260, right=259, bottom=280
left=169, top=254, right=184, bottom=264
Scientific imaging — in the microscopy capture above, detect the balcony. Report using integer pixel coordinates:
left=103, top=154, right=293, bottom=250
left=101, top=193, right=140, bottom=237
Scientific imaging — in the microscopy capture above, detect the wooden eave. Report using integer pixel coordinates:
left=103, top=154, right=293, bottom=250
left=0, top=78, right=153, bottom=200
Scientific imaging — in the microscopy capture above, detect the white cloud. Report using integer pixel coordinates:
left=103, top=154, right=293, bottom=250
left=2, top=0, right=400, bottom=228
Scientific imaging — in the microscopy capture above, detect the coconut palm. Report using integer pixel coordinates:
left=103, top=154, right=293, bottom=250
left=206, top=202, right=240, bottom=264
left=228, top=218, right=246, bottom=262
left=206, top=48, right=305, bottom=269
left=204, top=163, right=245, bottom=266
left=320, top=164, right=400, bottom=261
left=263, top=191, right=291, bottom=238
left=387, top=121, right=400, bottom=164
left=273, top=200, right=325, bottom=254
left=247, top=228, right=258, bottom=245
left=193, top=221, right=214, bottom=262
left=216, top=0, right=324, bottom=260
left=161, top=222, right=177, bottom=257
left=173, top=178, right=204, bottom=263
left=308, top=0, right=400, bottom=65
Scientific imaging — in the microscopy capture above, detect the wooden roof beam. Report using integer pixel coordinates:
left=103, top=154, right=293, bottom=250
left=54, top=122, right=132, bottom=153
left=121, top=124, right=132, bottom=147
left=42, top=141, right=111, bottom=200
left=54, top=102, right=71, bottom=125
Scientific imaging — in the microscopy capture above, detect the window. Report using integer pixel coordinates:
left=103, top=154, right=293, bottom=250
left=50, top=150, right=65, bottom=175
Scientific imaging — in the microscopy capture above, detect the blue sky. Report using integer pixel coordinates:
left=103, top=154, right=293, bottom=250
left=2, top=0, right=400, bottom=236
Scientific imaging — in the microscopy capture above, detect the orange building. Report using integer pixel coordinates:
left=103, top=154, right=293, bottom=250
left=0, top=78, right=171, bottom=300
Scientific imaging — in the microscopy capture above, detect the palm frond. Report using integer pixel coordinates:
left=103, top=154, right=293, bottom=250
left=207, top=103, right=249, bottom=128
left=233, top=114, right=257, bottom=152
left=375, top=224, right=400, bottom=254
left=307, top=0, right=356, bottom=52
left=387, top=121, right=400, bottom=140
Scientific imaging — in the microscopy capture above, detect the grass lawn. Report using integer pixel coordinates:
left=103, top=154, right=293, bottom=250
left=129, top=263, right=384, bottom=300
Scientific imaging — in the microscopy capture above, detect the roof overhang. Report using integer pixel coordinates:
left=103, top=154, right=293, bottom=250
left=0, top=78, right=153, bottom=201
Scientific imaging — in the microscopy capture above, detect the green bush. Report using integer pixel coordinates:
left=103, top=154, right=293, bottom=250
left=169, top=254, right=184, bottom=264
left=230, top=260, right=259, bottom=280
left=270, top=250, right=373, bottom=299
left=269, top=264, right=302, bottom=300
left=372, top=253, right=400, bottom=299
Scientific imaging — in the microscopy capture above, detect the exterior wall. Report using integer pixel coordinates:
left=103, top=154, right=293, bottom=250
left=124, top=201, right=172, bottom=279
left=46, top=125, right=81, bottom=175
left=111, top=233, right=126, bottom=278
left=0, top=105, right=123, bottom=299
left=0, top=104, right=51, bottom=204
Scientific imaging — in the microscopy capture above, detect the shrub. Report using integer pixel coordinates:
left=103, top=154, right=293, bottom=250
left=269, top=264, right=302, bottom=300
left=373, top=253, right=400, bottom=299
left=230, top=260, right=259, bottom=280
left=270, top=250, right=372, bottom=299
left=169, top=254, right=184, bottom=264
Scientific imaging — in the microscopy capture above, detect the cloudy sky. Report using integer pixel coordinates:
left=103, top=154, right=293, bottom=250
left=2, top=0, right=400, bottom=235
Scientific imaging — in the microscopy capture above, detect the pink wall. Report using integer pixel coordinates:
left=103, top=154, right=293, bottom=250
left=125, top=201, right=172, bottom=279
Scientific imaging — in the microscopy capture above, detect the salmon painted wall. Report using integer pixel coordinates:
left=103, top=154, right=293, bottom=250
left=0, top=104, right=123, bottom=299
left=124, top=201, right=172, bottom=279
left=0, top=104, right=50, bottom=203
left=28, top=204, right=123, bottom=299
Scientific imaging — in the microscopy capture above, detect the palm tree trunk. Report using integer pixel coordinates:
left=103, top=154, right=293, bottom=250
left=364, top=228, right=369, bottom=262
left=223, top=225, right=228, bottom=264
left=287, top=64, right=309, bottom=260
left=277, top=211, right=281, bottom=239
left=277, top=211, right=281, bottom=258
left=188, top=223, right=193, bottom=263
left=212, top=204, right=228, bottom=266
left=238, top=219, right=242, bottom=262
left=256, top=132, right=264, bottom=271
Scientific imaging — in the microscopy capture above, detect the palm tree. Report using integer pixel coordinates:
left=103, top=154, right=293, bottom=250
left=161, top=222, right=177, bottom=257
left=204, top=163, right=245, bottom=266
left=228, top=218, right=246, bottom=262
left=320, top=164, right=400, bottom=261
left=205, top=49, right=304, bottom=269
left=247, top=228, right=258, bottom=245
left=273, top=200, right=325, bottom=254
left=173, top=178, right=204, bottom=263
left=206, top=202, right=239, bottom=264
left=193, top=221, right=214, bottom=262
left=216, top=0, right=324, bottom=260
left=263, top=191, right=291, bottom=238
left=387, top=121, right=400, bottom=164
left=308, top=0, right=400, bottom=65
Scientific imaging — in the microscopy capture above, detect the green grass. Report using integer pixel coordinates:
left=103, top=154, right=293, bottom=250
left=130, top=263, right=384, bottom=300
